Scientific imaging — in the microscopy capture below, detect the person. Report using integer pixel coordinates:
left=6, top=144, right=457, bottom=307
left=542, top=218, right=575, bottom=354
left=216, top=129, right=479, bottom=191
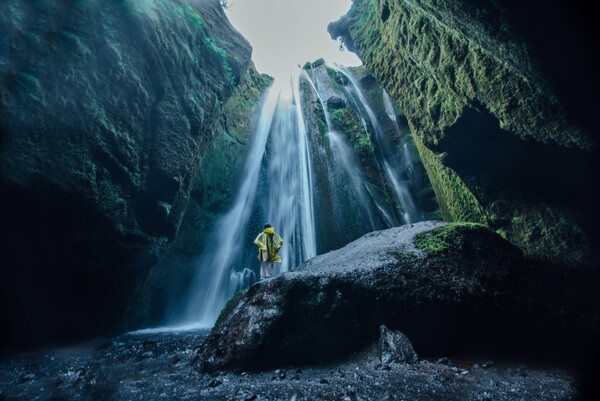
left=253, top=224, right=283, bottom=279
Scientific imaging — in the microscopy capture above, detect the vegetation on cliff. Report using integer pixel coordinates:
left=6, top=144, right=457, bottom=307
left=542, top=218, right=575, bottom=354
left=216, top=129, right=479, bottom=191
left=0, top=0, right=253, bottom=350
left=329, top=0, right=599, bottom=267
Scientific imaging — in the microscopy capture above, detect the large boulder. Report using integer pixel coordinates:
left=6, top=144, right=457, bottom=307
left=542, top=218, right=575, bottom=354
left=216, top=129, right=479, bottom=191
left=197, top=221, right=592, bottom=372
left=0, top=0, right=252, bottom=351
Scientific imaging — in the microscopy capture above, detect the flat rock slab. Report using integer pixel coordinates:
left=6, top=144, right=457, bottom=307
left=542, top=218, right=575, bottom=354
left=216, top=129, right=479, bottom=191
left=198, top=221, right=536, bottom=372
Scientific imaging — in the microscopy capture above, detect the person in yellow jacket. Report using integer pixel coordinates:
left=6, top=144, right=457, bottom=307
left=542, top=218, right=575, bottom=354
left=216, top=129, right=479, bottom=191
left=254, top=224, right=283, bottom=279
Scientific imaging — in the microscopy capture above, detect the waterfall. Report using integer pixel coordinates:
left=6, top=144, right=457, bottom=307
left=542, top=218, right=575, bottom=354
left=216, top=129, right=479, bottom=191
left=383, top=89, right=418, bottom=182
left=302, top=71, right=394, bottom=229
left=264, top=74, right=317, bottom=273
left=336, top=66, right=422, bottom=223
left=175, top=64, right=429, bottom=329
left=383, top=90, right=400, bottom=130
left=179, top=75, right=317, bottom=327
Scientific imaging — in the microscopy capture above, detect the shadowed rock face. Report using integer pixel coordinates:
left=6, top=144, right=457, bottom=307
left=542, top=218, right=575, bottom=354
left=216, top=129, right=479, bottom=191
left=0, top=0, right=252, bottom=352
left=197, top=221, right=596, bottom=372
left=328, top=0, right=600, bottom=268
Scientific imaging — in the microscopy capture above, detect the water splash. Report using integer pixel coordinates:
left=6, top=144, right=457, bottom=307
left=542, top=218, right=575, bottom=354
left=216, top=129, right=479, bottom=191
left=383, top=90, right=400, bottom=130
left=230, top=268, right=256, bottom=294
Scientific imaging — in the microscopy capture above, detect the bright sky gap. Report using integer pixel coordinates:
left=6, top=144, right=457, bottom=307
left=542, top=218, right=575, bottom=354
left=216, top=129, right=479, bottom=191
left=224, top=0, right=362, bottom=80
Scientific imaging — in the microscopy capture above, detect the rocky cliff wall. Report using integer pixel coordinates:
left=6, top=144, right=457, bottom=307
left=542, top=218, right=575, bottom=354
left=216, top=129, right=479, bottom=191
left=329, top=0, right=599, bottom=267
left=0, top=0, right=252, bottom=351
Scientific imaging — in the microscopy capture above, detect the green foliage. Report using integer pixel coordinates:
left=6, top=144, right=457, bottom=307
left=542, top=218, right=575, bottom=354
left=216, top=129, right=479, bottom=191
left=416, top=222, right=487, bottom=255
left=326, top=66, right=338, bottom=81
left=339, top=0, right=591, bottom=149
left=393, top=251, right=419, bottom=264
left=335, top=0, right=598, bottom=267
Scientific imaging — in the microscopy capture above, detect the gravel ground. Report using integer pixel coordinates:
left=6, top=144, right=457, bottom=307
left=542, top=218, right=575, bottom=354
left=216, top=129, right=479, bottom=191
left=0, top=328, right=578, bottom=401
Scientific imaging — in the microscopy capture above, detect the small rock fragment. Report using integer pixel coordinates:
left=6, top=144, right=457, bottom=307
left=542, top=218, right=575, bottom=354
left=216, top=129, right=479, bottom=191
left=379, top=325, right=418, bottom=364
left=208, top=379, right=222, bottom=388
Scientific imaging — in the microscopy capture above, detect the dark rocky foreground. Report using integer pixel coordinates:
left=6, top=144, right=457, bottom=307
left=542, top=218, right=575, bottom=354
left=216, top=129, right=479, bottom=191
left=0, top=222, right=596, bottom=400
left=0, top=328, right=578, bottom=401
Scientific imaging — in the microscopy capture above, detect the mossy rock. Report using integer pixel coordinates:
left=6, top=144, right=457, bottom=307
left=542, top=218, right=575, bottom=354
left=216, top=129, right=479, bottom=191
left=415, top=222, right=491, bottom=255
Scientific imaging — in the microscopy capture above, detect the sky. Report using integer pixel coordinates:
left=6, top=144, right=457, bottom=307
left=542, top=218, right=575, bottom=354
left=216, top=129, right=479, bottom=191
left=224, top=0, right=362, bottom=80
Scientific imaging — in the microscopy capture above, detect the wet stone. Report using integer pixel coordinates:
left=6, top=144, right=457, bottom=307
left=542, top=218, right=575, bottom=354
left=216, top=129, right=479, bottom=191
left=208, top=379, right=223, bottom=388
left=237, top=392, right=257, bottom=401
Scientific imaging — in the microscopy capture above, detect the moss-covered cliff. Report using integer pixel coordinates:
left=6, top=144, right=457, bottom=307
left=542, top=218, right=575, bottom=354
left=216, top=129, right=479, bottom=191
left=329, top=0, right=599, bottom=267
left=300, top=62, right=439, bottom=251
left=0, top=0, right=253, bottom=350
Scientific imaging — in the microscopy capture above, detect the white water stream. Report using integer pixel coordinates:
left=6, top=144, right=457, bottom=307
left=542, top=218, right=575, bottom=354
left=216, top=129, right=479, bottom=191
left=176, top=65, right=427, bottom=329
left=337, top=66, right=422, bottom=223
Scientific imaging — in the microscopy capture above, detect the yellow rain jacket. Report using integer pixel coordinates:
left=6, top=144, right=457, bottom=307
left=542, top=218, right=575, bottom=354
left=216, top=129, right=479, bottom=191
left=254, top=227, right=283, bottom=263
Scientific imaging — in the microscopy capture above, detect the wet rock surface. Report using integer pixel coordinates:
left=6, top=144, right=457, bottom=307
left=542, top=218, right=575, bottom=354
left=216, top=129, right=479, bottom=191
left=0, top=0, right=252, bottom=351
left=0, top=329, right=578, bottom=401
left=328, top=0, right=600, bottom=269
left=198, top=221, right=596, bottom=374
left=379, top=325, right=418, bottom=365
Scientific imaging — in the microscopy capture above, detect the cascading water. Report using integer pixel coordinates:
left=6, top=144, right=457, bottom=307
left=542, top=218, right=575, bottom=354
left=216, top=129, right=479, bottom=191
left=383, top=90, right=418, bottom=182
left=176, top=64, right=431, bottom=329
left=336, top=66, right=423, bottom=223
left=263, top=75, right=317, bottom=273
left=383, top=90, right=400, bottom=131
left=179, top=76, right=317, bottom=327
left=302, top=72, right=394, bottom=229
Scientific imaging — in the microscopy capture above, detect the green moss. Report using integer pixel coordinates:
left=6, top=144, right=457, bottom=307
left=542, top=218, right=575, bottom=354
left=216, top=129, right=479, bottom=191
left=331, top=0, right=600, bottom=267
left=203, top=36, right=234, bottom=85
left=187, top=9, right=203, bottom=28
left=329, top=106, right=374, bottom=157
left=315, top=108, right=328, bottom=140
left=393, top=251, right=419, bottom=264
left=326, top=66, right=338, bottom=82
left=491, top=203, right=593, bottom=268
left=495, top=228, right=508, bottom=240
left=412, top=131, right=488, bottom=224
left=416, top=222, right=488, bottom=255
left=334, top=0, right=592, bottom=149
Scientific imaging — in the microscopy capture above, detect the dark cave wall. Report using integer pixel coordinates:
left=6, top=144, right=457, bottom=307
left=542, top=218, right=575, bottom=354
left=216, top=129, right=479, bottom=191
left=0, top=0, right=252, bottom=351
left=329, top=0, right=599, bottom=267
